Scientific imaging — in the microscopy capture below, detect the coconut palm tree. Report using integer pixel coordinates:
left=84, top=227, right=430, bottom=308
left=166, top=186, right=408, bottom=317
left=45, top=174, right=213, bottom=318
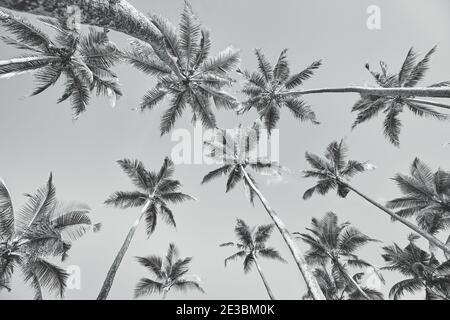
left=302, top=266, right=383, bottom=300
left=220, top=219, right=286, bottom=300
left=0, top=174, right=95, bottom=299
left=134, top=243, right=204, bottom=299
left=302, top=139, right=450, bottom=256
left=294, top=212, right=384, bottom=300
left=124, top=2, right=240, bottom=135
left=238, top=49, right=320, bottom=133
left=382, top=234, right=450, bottom=300
left=201, top=123, right=326, bottom=300
left=387, top=158, right=450, bottom=255
left=351, top=47, right=450, bottom=146
left=97, top=157, right=195, bottom=300
left=0, top=10, right=122, bottom=118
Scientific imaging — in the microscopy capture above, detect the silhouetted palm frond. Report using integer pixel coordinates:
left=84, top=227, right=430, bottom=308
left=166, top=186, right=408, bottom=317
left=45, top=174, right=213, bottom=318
left=239, top=49, right=320, bottom=133
left=295, top=212, right=382, bottom=300
left=352, top=47, right=450, bottom=146
left=0, top=174, right=94, bottom=299
left=387, top=158, right=450, bottom=237
left=134, top=243, right=203, bottom=299
left=124, top=2, right=240, bottom=135
left=0, top=11, right=122, bottom=118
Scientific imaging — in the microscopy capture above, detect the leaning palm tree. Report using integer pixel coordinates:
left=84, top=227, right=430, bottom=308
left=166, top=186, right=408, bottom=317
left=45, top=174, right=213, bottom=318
left=202, top=123, right=326, bottom=300
left=134, top=243, right=204, bottom=299
left=0, top=174, right=95, bottom=299
left=294, top=212, right=384, bottom=300
left=238, top=49, right=320, bottom=133
left=382, top=234, right=450, bottom=300
left=303, top=266, right=383, bottom=300
left=0, top=10, right=122, bottom=118
left=387, top=158, right=450, bottom=255
left=302, top=139, right=450, bottom=256
left=124, top=2, right=240, bottom=135
left=351, top=47, right=449, bottom=146
left=97, top=157, right=195, bottom=300
left=220, top=219, right=286, bottom=300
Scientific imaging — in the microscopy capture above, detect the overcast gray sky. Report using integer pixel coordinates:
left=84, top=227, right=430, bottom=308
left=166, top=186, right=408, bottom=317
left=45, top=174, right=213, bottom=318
left=1, top=0, right=449, bottom=300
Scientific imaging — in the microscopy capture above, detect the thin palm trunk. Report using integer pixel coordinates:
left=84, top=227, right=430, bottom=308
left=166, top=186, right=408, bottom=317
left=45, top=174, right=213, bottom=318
left=253, top=256, right=275, bottom=300
left=0, top=1, right=176, bottom=69
left=162, top=290, right=168, bottom=300
left=286, top=86, right=450, bottom=98
left=97, top=201, right=150, bottom=300
left=240, top=166, right=326, bottom=300
left=343, top=182, right=450, bottom=256
left=334, top=260, right=370, bottom=300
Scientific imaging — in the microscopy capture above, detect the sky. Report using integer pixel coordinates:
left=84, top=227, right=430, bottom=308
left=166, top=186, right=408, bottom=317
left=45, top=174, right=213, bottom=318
left=0, top=0, right=450, bottom=300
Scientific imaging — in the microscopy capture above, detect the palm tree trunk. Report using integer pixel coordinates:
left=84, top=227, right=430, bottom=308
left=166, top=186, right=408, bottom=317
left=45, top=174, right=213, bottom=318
left=342, top=182, right=450, bottom=256
left=0, top=1, right=176, bottom=69
left=162, top=290, right=168, bottom=300
left=253, top=257, right=276, bottom=300
left=240, top=167, right=326, bottom=300
left=287, top=86, right=450, bottom=98
left=96, top=202, right=150, bottom=300
left=334, top=260, right=370, bottom=300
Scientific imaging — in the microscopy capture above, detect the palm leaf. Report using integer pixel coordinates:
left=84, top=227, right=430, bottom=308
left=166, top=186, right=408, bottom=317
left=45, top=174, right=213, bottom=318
left=0, top=178, right=14, bottom=241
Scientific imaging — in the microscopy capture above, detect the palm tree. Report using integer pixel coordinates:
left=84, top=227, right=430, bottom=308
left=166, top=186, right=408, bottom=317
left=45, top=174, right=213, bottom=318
left=238, top=49, right=320, bottom=133
left=302, top=139, right=450, bottom=256
left=201, top=123, right=326, bottom=300
left=387, top=158, right=450, bottom=255
left=220, top=219, right=286, bottom=300
left=294, top=212, right=384, bottom=300
left=382, top=234, right=450, bottom=300
left=351, top=47, right=449, bottom=146
left=0, top=10, right=122, bottom=118
left=97, top=157, right=195, bottom=300
left=134, top=243, right=204, bottom=299
left=124, top=2, right=240, bottom=135
left=0, top=174, right=95, bottom=299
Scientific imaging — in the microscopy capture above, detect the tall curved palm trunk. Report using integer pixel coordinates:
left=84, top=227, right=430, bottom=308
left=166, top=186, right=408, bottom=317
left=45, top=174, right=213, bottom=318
left=253, top=257, right=275, bottom=300
left=333, top=259, right=370, bottom=300
left=343, top=182, right=450, bottom=256
left=240, top=167, right=326, bottom=300
left=97, top=204, right=149, bottom=300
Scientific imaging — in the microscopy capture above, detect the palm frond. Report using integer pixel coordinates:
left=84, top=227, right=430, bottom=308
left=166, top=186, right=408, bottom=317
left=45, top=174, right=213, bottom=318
left=134, top=278, right=163, bottom=298
left=199, top=46, right=240, bottom=75
left=178, top=2, right=201, bottom=69
left=254, top=49, right=273, bottom=82
left=104, top=191, right=147, bottom=209
left=285, top=60, right=322, bottom=89
left=0, top=178, right=14, bottom=241
left=0, top=11, right=52, bottom=51
left=117, top=159, right=150, bottom=191
left=160, top=92, right=187, bottom=135
left=172, top=279, right=205, bottom=293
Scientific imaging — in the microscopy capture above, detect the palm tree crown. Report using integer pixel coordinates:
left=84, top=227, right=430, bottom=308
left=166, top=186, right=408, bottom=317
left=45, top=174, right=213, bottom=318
left=134, top=243, right=204, bottom=299
left=104, top=157, right=194, bottom=235
left=0, top=174, right=95, bottom=299
left=238, top=49, right=320, bottom=133
left=294, top=212, right=383, bottom=300
left=302, top=139, right=371, bottom=199
left=0, top=11, right=122, bottom=118
left=220, top=219, right=285, bottom=272
left=352, top=46, right=449, bottom=146
left=124, top=2, right=240, bottom=135
left=387, top=158, right=450, bottom=237
left=201, top=123, right=281, bottom=203
left=382, top=234, right=450, bottom=300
